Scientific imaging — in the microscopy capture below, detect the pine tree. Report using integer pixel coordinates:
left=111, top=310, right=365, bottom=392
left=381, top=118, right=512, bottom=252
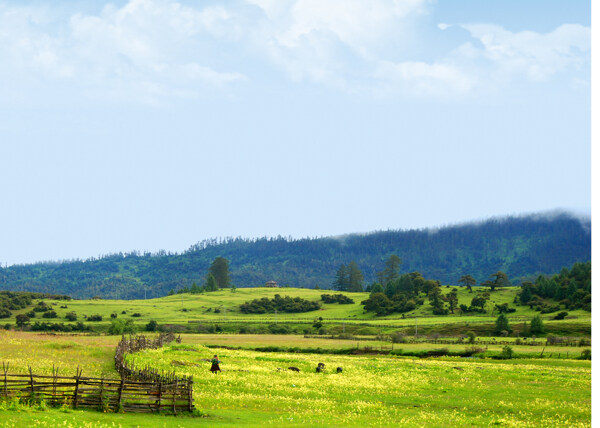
left=530, top=315, right=545, bottom=335
left=333, top=264, right=349, bottom=291
left=209, top=257, right=231, bottom=288
left=205, top=273, right=219, bottom=292
left=347, top=261, right=364, bottom=292
left=378, top=254, right=402, bottom=286
left=494, top=313, right=512, bottom=335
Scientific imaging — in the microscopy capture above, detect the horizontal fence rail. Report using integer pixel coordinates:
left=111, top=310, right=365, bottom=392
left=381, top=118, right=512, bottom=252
left=0, top=364, right=191, bottom=413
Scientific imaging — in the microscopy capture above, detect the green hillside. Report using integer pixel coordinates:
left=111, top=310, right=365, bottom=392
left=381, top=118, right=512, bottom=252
left=0, top=212, right=591, bottom=299
left=1, top=286, right=590, bottom=337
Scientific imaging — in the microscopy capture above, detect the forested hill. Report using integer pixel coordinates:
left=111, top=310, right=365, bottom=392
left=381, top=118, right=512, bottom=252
left=0, top=213, right=590, bottom=299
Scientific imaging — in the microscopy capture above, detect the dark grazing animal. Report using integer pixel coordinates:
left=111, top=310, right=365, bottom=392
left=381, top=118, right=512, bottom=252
left=316, top=362, right=325, bottom=373
left=288, top=367, right=300, bottom=372
left=336, top=367, right=343, bottom=373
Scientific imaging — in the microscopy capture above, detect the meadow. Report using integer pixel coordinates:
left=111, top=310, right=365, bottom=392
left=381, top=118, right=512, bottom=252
left=0, top=331, right=591, bottom=427
left=2, top=287, right=591, bottom=337
left=0, top=287, right=591, bottom=427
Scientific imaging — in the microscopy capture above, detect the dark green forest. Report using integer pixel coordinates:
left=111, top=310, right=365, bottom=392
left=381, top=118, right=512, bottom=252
left=0, top=213, right=590, bottom=299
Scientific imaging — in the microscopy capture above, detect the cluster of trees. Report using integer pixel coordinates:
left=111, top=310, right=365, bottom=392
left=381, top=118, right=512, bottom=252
left=361, top=262, right=431, bottom=315
left=320, top=294, right=354, bottom=304
left=494, top=313, right=545, bottom=336
left=519, top=261, right=591, bottom=312
left=332, top=262, right=364, bottom=292
left=361, top=254, right=526, bottom=316
left=0, top=291, right=70, bottom=319
left=29, top=321, right=89, bottom=332
left=239, top=294, right=321, bottom=314
left=0, top=214, right=589, bottom=298
left=168, top=257, right=232, bottom=295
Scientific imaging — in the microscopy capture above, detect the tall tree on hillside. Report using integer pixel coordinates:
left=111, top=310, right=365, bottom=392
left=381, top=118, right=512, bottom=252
left=484, top=271, right=510, bottom=291
left=333, top=264, right=349, bottom=291
left=458, top=275, right=476, bottom=293
left=378, top=254, right=402, bottom=287
left=447, top=289, right=458, bottom=313
left=347, top=261, right=364, bottom=292
left=209, top=257, right=231, bottom=288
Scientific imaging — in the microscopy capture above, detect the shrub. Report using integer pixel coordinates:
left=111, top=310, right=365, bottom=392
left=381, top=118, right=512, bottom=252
left=392, top=333, right=407, bottom=344
left=553, top=311, right=568, bottom=320
left=26, top=311, right=36, bottom=318
left=131, top=313, right=142, bottom=317
left=42, top=310, right=57, bottom=319
left=108, top=319, right=135, bottom=335
left=15, top=314, right=30, bottom=328
left=464, top=346, right=486, bottom=356
left=578, top=338, right=591, bottom=347
left=499, top=345, right=514, bottom=359
left=321, top=294, right=355, bottom=304
left=530, top=315, right=545, bottom=335
left=65, top=312, right=77, bottom=321
left=240, top=294, right=321, bottom=314
left=87, top=314, right=103, bottom=322
left=0, top=308, right=12, bottom=319
left=145, top=320, right=158, bottom=332
left=268, top=324, right=291, bottom=334
left=466, top=331, right=476, bottom=344
left=579, top=349, right=591, bottom=360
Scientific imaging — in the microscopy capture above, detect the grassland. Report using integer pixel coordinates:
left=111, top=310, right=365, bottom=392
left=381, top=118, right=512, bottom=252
left=0, top=332, right=590, bottom=427
left=0, top=287, right=591, bottom=426
left=2, top=287, right=591, bottom=337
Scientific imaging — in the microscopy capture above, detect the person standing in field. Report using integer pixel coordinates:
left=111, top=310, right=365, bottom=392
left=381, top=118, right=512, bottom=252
left=210, top=355, right=221, bottom=373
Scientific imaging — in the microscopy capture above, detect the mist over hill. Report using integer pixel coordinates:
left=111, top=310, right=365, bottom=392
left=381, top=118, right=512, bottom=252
left=0, top=212, right=590, bottom=299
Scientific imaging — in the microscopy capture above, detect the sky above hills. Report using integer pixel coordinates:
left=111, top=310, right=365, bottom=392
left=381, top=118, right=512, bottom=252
left=0, top=0, right=591, bottom=266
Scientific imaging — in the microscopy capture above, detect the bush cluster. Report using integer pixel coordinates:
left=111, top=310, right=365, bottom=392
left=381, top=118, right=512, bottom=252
left=239, top=294, right=321, bottom=314
left=320, top=294, right=354, bottom=304
left=30, top=322, right=88, bottom=332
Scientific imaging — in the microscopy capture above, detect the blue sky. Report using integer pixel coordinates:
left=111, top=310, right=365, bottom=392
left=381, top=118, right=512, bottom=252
left=0, top=0, right=591, bottom=265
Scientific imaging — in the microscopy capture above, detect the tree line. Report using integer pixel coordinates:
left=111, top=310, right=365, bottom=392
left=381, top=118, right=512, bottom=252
left=0, top=213, right=590, bottom=298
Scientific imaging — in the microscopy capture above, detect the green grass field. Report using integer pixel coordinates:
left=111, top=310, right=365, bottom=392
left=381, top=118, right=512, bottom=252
left=0, top=288, right=591, bottom=426
left=0, top=332, right=591, bottom=427
left=3, top=287, right=591, bottom=336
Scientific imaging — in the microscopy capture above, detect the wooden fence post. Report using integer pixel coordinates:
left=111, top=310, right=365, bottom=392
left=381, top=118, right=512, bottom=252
left=52, top=365, right=58, bottom=407
left=173, top=379, right=177, bottom=415
left=29, top=367, right=35, bottom=402
left=157, top=380, right=162, bottom=412
left=117, top=377, right=125, bottom=412
left=73, top=367, right=81, bottom=409
left=99, top=378, right=104, bottom=411
left=2, top=362, right=7, bottom=398
left=188, top=377, right=193, bottom=412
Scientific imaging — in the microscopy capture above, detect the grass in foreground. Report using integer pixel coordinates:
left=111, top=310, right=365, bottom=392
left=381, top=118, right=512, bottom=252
left=0, top=332, right=591, bottom=427
left=126, top=343, right=590, bottom=427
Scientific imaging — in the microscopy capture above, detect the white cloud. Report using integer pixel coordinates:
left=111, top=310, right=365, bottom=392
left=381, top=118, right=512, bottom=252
left=458, top=23, right=590, bottom=81
left=246, top=0, right=430, bottom=87
left=374, top=60, right=475, bottom=96
left=0, top=0, right=591, bottom=102
left=0, top=0, right=246, bottom=103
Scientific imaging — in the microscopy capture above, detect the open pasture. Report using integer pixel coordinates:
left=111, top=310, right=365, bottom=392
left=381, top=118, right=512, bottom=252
left=3, top=287, right=591, bottom=336
left=126, top=343, right=591, bottom=427
left=0, top=331, right=591, bottom=427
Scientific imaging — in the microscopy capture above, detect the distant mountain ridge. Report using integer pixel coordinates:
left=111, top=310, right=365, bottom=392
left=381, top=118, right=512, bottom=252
left=0, top=212, right=591, bottom=299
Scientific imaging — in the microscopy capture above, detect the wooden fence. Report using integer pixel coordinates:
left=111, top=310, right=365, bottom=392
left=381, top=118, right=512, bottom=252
left=1, top=333, right=195, bottom=414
